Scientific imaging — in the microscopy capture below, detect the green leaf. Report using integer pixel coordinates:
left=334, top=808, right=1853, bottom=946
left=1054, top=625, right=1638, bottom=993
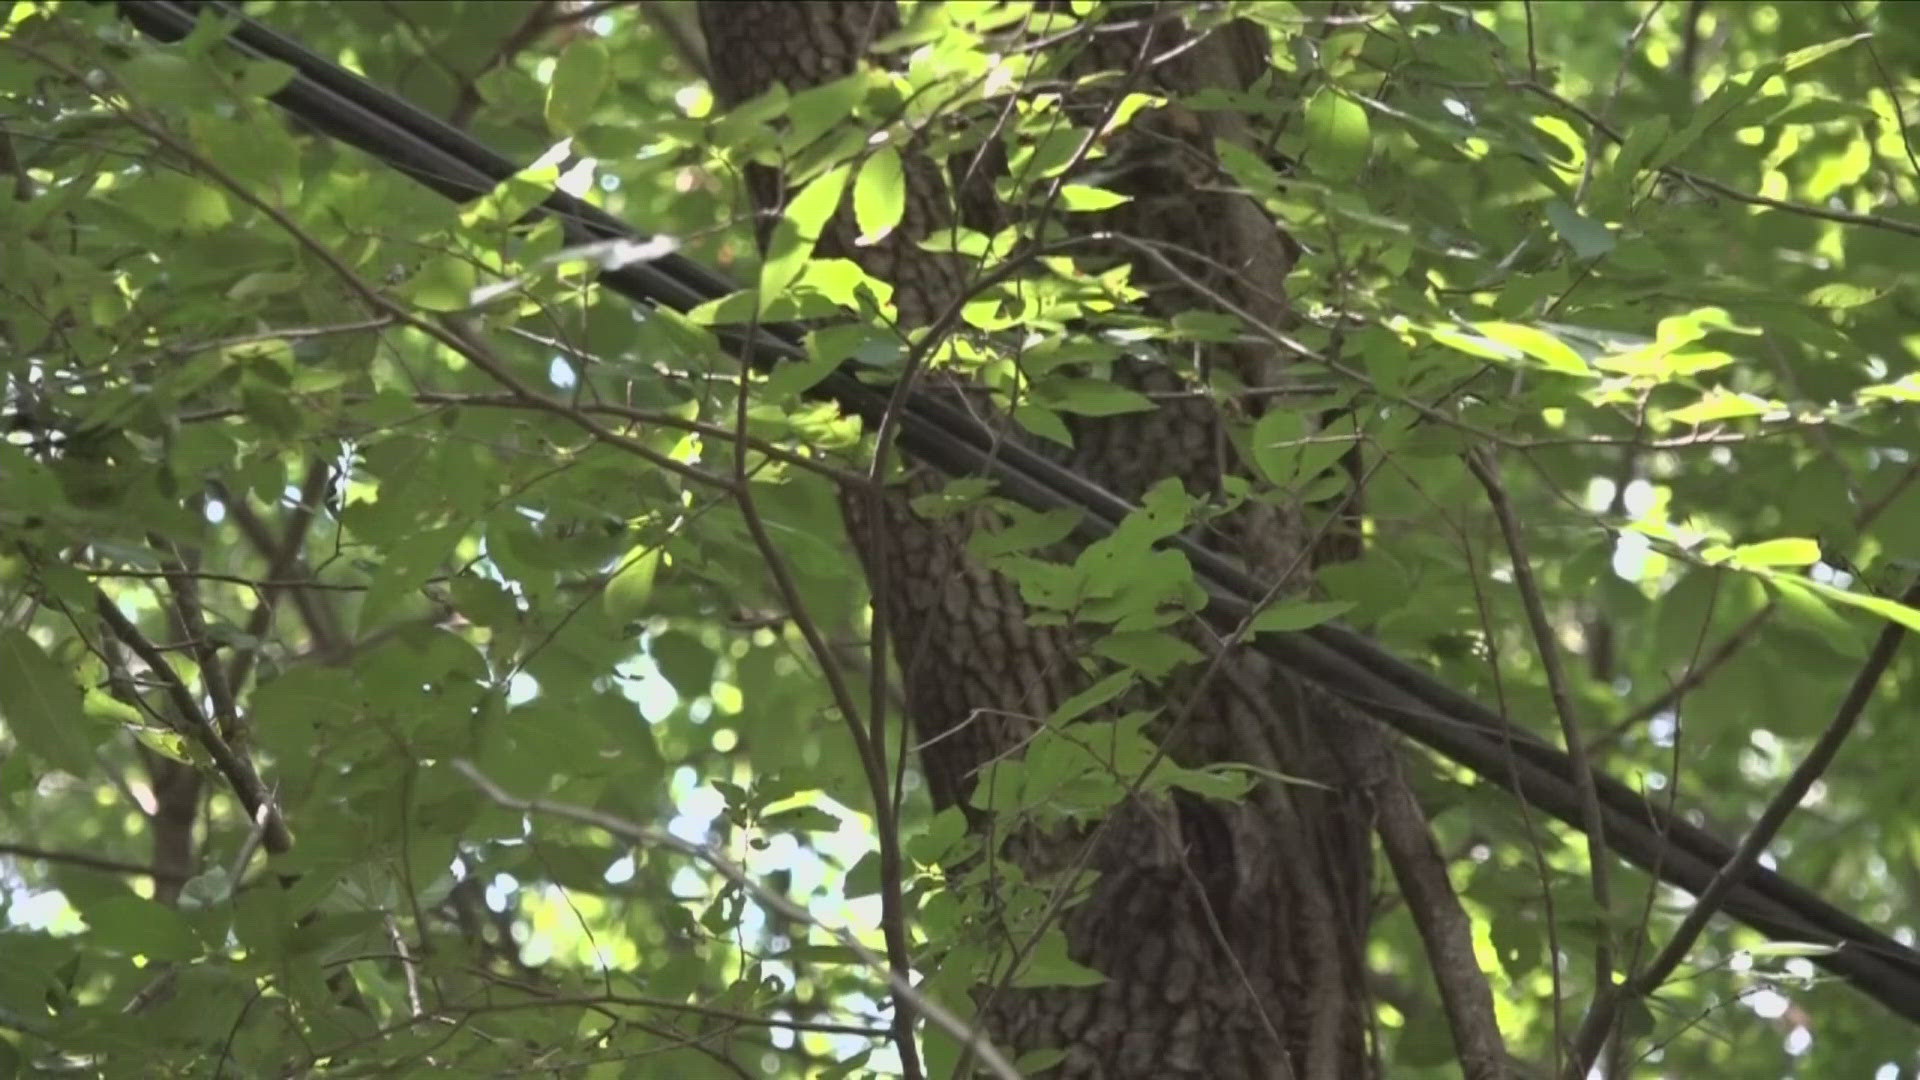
left=602, top=547, right=662, bottom=623
left=1216, top=138, right=1284, bottom=198
left=545, top=39, right=611, bottom=135
left=761, top=804, right=841, bottom=832
left=1011, top=929, right=1106, bottom=988
left=119, top=171, right=232, bottom=233
left=759, top=165, right=850, bottom=310
left=1544, top=200, right=1614, bottom=259
left=1250, top=409, right=1310, bottom=486
left=465, top=162, right=560, bottom=230
left=1251, top=599, right=1355, bottom=634
left=1608, top=114, right=1669, bottom=186
left=1742, top=941, right=1841, bottom=959
left=649, top=629, right=714, bottom=696
left=401, top=256, right=479, bottom=312
left=362, top=523, right=464, bottom=626
left=1014, top=1050, right=1069, bottom=1075
left=1303, top=89, right=1371, bottom=180
left=1049, top=670, right=1135, bottom=726
left=1165, top=764, right=1257, bottom=800
left=786, top=73, right=870, bottom=152
left=1424, top=326, right=1514, bottom=362
left=1039, top=379, right=1155, bottom=417
left=764, top=334, right=854, bottom=400
left=1776, top=32, right=1870, bottom=75
left=234, top=58, right=295, bottom=99
left=0, top=628, right=96, bottom=777
left=853, top=146, right=906, bottom=242
left=1091, top=629, right=1204, bottom=678
left=970, top=507, right=1084, bottom=560
left=1769, top=578, right=1864, bottom=655
left=1010, top=125, right=1092, bottom=180
left=226, top=270, right=304, bottom=301
left=1013, top=403, right=1074, bottom=446
left=1805, top=282, right=1886, bottom=309
left=83, top=896, right=202, bottom=962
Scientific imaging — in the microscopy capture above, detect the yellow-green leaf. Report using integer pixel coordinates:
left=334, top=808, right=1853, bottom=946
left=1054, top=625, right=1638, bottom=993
left=1475, top=321, right=1590, bottom=375
left=1807, top=581, right=1920, bottom=633
left=1730, top=538, right=1821, bottom=568
left=1303, top=89, right=1371, bottom=180
left=759, top=165, right=850, bottom=310
left=402, top=256, right=479, bottom=312
left=1058, top=184, right=1130, bottom=211
left=1661, top=392, right=1775, bottom=426
left=1426, top=326, right=1514, bottom=362
left=854, top=146, right=906, bottom=243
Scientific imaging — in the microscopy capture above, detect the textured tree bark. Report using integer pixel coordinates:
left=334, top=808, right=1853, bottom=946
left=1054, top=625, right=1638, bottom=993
left=703, top=5, right=1377, bottom=1075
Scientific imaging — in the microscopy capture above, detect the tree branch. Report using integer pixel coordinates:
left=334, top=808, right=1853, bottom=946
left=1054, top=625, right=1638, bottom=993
left=220, top=456, right=338, bottom=691
left=1339, top=720, right=1512, bottom=1080
left=0, top=839, right=191, bottom=883
left=93, top=589, right=292, bottom=854
left=1566, top=578, right=1920, bottom=1076
left=1467, top=450, right=1616, bottom=1008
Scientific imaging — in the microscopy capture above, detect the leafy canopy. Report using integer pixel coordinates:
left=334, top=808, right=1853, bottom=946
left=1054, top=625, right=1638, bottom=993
left=1, top=1, right=1919, bottom=1077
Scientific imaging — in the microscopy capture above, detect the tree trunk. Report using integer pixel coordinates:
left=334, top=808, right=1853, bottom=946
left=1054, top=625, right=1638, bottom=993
left=704, top=5, right=1378, bottom=1075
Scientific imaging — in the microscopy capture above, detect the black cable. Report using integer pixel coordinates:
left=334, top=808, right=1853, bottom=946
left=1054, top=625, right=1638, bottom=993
left=107, top=0, right=1920, bottom=1020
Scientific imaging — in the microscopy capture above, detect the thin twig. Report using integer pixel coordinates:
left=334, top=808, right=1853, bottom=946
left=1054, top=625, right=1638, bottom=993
left=1564, top=578, right=1920, bottom=1077
left=155, top=538, right=241, bottom=740
left=1455, top=500, right=1569, bottom=1069
left=453, top=760, right=1020, bottom=1080
left=1466, top=450, right=1615, bottom=1010
left=726, top=297, right=925, bottom=1080
left=1523, top=80, right=1920, bottom=240
left=221, top=457, right=338, bottom=694
left=0, top=839, right=190, bottom=882
left=93, top=590, right=293, bottom=854
left=1594, top=602, right=1775, bottom=752
left=440, top=319, right=739, bottom=493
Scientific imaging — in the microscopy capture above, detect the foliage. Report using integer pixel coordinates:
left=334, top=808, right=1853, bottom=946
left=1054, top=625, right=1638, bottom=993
left=1, top=1, right=1918, bottom=1076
